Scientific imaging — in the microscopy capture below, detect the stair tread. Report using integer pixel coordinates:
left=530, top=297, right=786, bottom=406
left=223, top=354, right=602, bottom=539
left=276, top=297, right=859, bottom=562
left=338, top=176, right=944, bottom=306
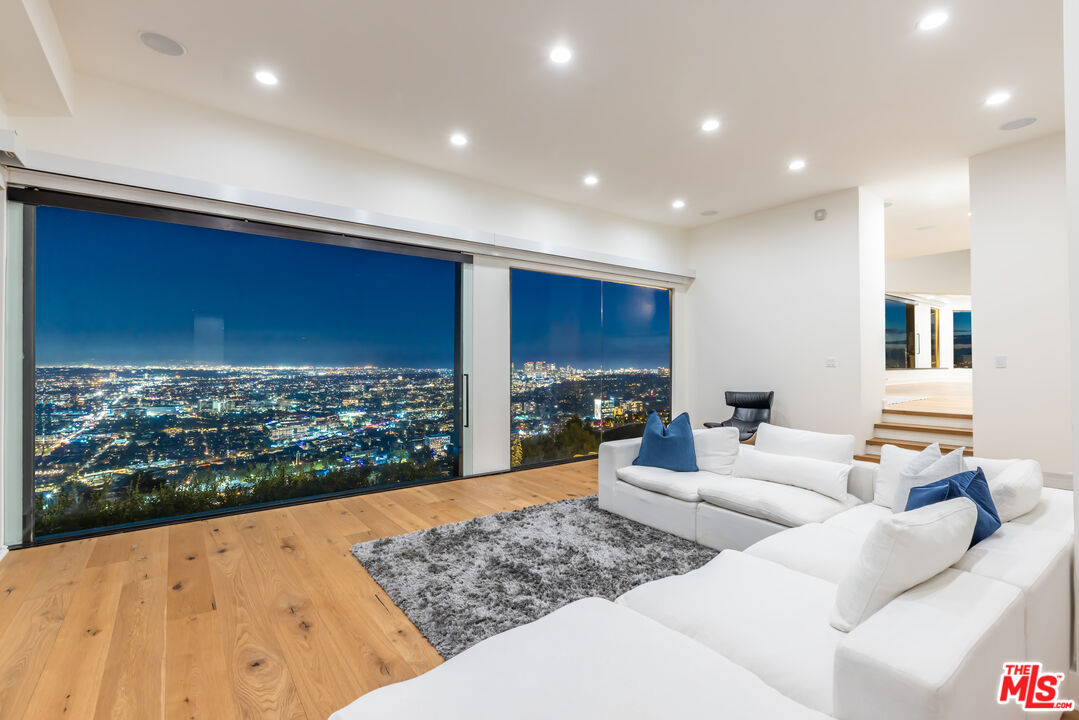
left=865, top=437, right=974, bottom=455
left=882, top=408, right=973, bottom=420
left=854, top=454, right=881, bottom=464
left=874, top=421, right=973, bottom=436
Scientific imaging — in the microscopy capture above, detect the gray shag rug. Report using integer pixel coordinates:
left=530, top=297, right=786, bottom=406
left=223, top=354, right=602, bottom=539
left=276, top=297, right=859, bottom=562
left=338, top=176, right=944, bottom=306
left=350, top=495, right=716, bottom=658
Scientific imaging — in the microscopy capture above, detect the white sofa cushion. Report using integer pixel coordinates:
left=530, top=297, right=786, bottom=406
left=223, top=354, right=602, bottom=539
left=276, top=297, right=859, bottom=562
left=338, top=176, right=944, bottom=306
left=693, top=426, right=740, bottom=475
left=823, top=502, right=892, bottom=539
left=965, top=457, right=1043, bottom=522
left=698, top=475, right=861, bottom=528
left=953, top=522, right=1073, bottom=670
left=753, top=422, right=856, bottom=464
left=733, top=445, right=851, bottom=501
left=891, top=446, right=966, bottom=512
left=831, top=497, right=977, bottom=632
left=835, top=569, right=1025, bottom=720
left=746, top=523, right=864, bottom=584
left=617, top=551, right=844, bottom=715
left=614, top=466, right=716, bottom=502
left=331, top=597, right=833, bottom=720
left=873, top=443, right=923, bottom=507
left=1011, top=486, right=1074, bottom=535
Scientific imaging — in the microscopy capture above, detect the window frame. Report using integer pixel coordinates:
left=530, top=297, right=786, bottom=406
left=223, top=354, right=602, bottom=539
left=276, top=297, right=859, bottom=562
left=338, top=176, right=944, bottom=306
left=11, top=188, right=472, bottom=546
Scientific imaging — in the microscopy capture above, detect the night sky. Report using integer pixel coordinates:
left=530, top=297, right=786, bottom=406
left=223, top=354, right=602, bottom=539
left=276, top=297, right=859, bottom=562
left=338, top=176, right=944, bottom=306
left=510, top=269, right=671, bottom=369
left=36, top=206, right=671, bottom=370
left=36, top=206, right=457, bottom=367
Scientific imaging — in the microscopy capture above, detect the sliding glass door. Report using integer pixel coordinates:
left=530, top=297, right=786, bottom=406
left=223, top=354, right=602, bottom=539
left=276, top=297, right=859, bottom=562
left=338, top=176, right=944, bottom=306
left=23, top=193, right=468, bottom=541
left=509, top=268, right=671, bottom=467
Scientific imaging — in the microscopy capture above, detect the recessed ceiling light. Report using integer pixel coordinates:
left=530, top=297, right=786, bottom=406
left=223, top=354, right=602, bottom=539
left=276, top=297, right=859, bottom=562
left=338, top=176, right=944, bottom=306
left=254, top=70, right=279, bottom=86
left=1000, top=117, right=1037, bottom=131
left=985, top=90, right=1011, bottom=107
left=549, top=45, right=573, bottom=64
left=787, top=158, right=807, bottom=171
left=700, top=117, right=721, bottom=133
left=671, top=199, right=686, bottom=210
left=449, top=132, right=469, bottom=147
left=917, top=10, right=949, bottom=31
left=583, top=174, right=599, bottom=186
left=139, top=31, right=186, bottom=56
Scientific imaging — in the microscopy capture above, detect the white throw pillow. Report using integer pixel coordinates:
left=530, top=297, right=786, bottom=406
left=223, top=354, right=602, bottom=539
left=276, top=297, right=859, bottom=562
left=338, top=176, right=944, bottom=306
left=753, top=423, right=856, bottom=465
left=733, top=445, right=851, bottom=501
left=873, top=444, right=932, bottom=507
left=830, top=497, right=977, bottom=632
left=693, top=426, right=741, bottom=476
left=891, top=446, right=966, bottom=513
left=966, top=457, right=1043, bottom=522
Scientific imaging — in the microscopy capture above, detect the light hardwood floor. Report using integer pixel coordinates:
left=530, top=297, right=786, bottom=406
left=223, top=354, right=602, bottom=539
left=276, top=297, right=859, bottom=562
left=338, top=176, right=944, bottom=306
left=0, top=460, right=597, bottom=719
left=884, top=380, right=973, bottom=414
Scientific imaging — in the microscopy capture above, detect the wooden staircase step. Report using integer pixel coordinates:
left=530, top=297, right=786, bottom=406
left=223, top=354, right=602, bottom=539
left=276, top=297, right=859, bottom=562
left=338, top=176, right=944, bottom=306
left=854, top=454, right=881, bottom=463
left=882, top=408, right=973, bottom=421
left=865, top=437, right=974, bottom=456
left=874, top=421, right=973, bottom=437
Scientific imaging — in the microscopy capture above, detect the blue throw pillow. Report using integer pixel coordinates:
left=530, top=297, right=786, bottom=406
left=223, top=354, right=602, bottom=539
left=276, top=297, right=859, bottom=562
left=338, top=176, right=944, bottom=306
left=905, top=468, right=1002, bottom=546
left=633, top=412, right=698, bottom=472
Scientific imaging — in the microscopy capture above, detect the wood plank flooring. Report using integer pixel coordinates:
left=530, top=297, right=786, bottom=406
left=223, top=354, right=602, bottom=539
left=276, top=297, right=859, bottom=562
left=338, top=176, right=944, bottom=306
left=0, top=461, right=597, bottom=719
left=884, top=379, right=973, bottom=414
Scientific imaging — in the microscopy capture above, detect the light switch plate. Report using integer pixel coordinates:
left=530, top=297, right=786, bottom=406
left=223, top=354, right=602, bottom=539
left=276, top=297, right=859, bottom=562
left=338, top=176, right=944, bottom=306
left=825, top=357, right=837, bottom=368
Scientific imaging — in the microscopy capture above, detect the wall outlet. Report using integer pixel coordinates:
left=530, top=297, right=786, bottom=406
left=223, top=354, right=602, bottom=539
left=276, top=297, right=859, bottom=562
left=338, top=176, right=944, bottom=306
left=825, top=357, right=838, bottom=368
left=995, top=355, right=1008, bottom=369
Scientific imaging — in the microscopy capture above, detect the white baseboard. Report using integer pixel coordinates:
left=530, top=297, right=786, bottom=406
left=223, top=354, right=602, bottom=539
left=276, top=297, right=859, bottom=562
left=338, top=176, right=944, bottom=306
left=0, top=545, right=8, bottom=564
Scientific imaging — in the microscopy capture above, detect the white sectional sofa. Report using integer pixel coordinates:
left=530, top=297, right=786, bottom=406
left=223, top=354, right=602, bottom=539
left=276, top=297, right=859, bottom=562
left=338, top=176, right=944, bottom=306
left=335, top=425, right=1073, bottom=720
left=599, top=423, right=878, bottom=550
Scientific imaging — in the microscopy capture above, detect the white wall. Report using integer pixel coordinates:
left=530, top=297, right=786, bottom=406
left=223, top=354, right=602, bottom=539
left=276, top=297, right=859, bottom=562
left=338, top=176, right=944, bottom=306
left=684, top=187, right=885, bottom=444
left=970, top=133, right=1070, bottom=474
left=886, top=249, right=970, bottom=294
left=5, top=75, right=688, bottom=270
left=1064, top=0, right=1079, bottom=673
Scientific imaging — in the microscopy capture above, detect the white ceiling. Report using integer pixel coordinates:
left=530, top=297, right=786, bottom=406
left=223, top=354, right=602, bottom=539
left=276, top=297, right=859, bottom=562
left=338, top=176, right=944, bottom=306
left=48, top=0, right=1065, bottom=257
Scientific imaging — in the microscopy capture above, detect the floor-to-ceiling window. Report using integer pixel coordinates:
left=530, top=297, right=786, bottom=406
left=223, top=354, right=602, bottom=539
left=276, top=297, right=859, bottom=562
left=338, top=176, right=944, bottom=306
left=953, top=311, right=972, bottom=368
left=885, top=296, right=915, bottom=369
left=509, top=269, right=671, bottom=467
left=23, top=193, right=467, bottom=541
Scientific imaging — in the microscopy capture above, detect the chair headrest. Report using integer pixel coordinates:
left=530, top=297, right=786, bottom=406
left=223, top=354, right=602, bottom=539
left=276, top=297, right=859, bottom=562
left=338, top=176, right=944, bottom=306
left=724, top=391, right=774, bottom=409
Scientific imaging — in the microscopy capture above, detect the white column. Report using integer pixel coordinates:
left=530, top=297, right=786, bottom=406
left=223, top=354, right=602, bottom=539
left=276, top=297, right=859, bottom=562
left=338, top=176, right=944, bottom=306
left=970, top=134, right=1070, bottom=474
left=469, top=257, right=511, bottom=474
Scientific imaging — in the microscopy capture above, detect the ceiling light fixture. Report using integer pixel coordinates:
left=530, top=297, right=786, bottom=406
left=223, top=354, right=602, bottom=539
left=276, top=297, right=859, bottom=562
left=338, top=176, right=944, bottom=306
left=917, top=10, right=949, bottom=31
left=139, top=31, right=186, bottom=56
left=700, top=117, right=721, bottom=133
left=788, top=158, right=807, bottom=171
left=254, top=70, right=279, bottom=86
left=671, top=199, right=686, bottom=209
left=985, top=90, right=1011, bottom=106
left=449, top=132, right=469, bottom=147
left=549, top=45, right=573, bottom=64
left=583, top=174, right=599, bottom=186
left=1000, top=117, right=1036, bottom=131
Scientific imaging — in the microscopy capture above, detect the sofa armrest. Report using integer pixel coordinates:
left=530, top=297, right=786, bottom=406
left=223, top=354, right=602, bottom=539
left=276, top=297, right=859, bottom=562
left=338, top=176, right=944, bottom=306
left=847, top=460, right=878, bottom=504
left=834, top=569, right=1024, bottom=720
left=598, top=438, right=642, bottom=510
